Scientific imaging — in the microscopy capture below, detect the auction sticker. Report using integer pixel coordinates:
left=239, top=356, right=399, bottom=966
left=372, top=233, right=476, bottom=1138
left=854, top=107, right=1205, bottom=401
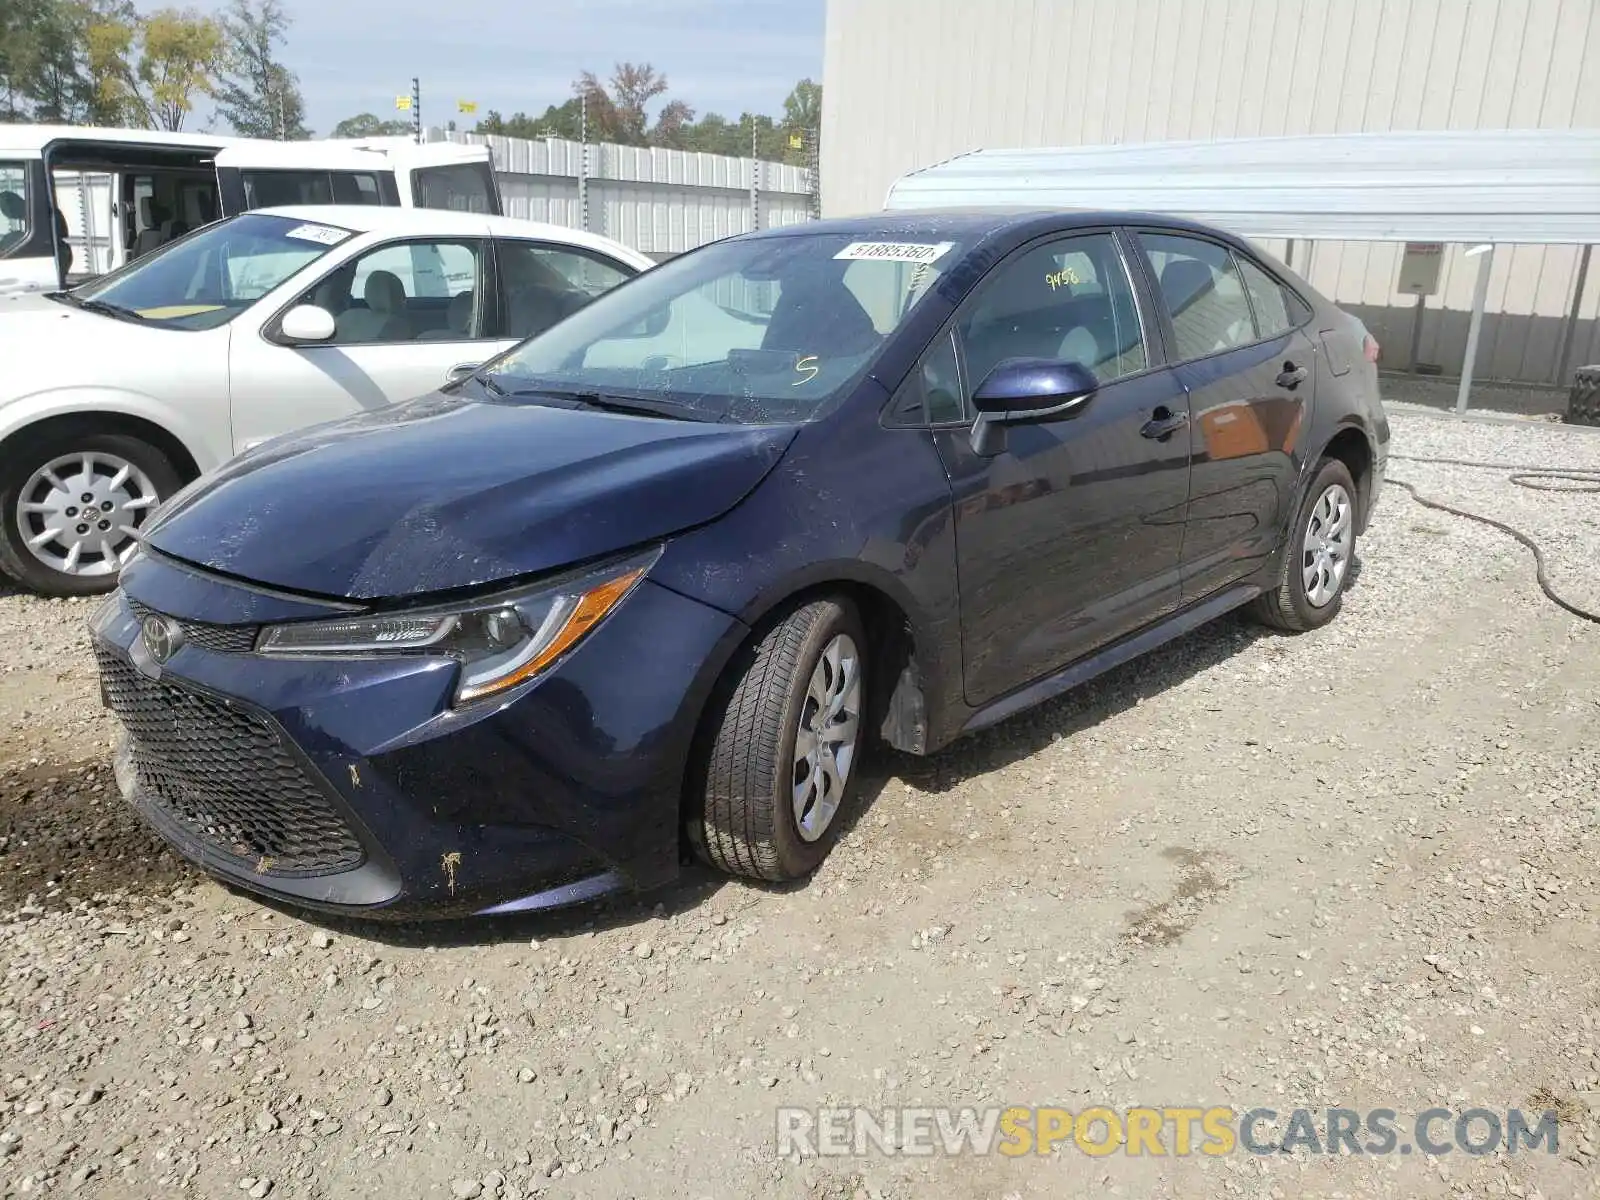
left=833, top=241, right=954, bottom=264
left=283, top=223, right=353, bottom=246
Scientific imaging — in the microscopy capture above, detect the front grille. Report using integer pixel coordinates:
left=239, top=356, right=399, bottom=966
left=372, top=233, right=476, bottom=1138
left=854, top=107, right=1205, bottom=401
left=128, top=600, right=259, bottom=655
left=96, top=647, right=364, bottom=876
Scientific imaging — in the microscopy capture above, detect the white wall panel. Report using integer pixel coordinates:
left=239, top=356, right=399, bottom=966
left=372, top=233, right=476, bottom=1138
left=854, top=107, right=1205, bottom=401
left=822, top=0, right=1600, bottom=382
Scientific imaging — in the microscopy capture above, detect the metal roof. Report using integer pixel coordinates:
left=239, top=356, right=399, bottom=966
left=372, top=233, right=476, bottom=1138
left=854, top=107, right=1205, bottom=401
left=883, top=129, right=1600, bottom=245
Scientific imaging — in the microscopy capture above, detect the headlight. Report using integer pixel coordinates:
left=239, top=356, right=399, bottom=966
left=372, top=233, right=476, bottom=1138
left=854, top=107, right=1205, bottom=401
left=257, top=551, right=656, bottom=706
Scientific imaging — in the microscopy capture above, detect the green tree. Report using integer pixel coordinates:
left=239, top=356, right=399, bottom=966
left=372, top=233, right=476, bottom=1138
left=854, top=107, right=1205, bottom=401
left=86, top=4, right=223, bottom=130
left=212, top=0, right=308, bottom=139
left=330, top=111, right=412, bottom=138
left=780, top=78, right=821, bottom=165
left=0, top=0, right=100, bottom=122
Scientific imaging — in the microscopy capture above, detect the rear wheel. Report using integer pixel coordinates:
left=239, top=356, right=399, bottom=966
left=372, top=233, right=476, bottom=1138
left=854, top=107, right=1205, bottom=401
left=0, top=430, right=180, bottom=597
left=1250, top=457, right=1358, bottom=632
left=692, top=597, right=867, bottom=882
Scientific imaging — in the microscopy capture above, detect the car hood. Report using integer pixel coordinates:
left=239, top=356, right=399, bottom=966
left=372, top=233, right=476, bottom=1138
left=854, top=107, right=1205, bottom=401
left=0, top=297, right=166, bottom=395
left=142, top=389, right=800, bottom=601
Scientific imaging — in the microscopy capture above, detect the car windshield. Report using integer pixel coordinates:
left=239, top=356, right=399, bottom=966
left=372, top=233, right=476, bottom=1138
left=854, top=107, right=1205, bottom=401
left=69, top=212, right=355, bottom=330
left=483, top=231, right=967, bottom=423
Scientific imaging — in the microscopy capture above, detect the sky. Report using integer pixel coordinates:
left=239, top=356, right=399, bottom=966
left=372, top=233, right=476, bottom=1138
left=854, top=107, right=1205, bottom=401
left=186, top=0, right=826, bottom=136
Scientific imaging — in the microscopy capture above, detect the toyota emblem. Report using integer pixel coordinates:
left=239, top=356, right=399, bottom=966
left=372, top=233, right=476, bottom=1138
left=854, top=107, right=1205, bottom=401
left=141, top=614, right=183, bottom=664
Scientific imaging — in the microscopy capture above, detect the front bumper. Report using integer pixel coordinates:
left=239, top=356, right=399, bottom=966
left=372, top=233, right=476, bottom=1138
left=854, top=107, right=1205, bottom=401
left=90, top=557, right=741, bottom=919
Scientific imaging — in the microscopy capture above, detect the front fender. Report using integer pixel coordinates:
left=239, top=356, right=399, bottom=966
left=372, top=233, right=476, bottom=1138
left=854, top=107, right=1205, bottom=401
left=0, top=386, right=225, bottom=474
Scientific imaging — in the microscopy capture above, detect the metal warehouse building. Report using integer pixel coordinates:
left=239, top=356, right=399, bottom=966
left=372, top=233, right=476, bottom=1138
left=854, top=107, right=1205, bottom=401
left=820, top=0, right=1600, bottom=385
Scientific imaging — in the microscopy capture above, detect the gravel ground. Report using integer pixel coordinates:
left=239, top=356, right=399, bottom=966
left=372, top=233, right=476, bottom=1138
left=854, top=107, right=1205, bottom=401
left=3, top=409, right=1599, bottom=1199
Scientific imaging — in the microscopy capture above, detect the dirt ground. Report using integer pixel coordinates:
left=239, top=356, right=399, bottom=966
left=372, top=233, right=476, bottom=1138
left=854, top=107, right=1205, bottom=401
left=2, top=408, right=1598, bottom=1199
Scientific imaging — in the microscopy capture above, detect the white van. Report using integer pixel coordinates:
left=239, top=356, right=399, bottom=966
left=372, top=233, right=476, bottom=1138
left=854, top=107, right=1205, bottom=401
left=0, top=126, right=500, bottom=295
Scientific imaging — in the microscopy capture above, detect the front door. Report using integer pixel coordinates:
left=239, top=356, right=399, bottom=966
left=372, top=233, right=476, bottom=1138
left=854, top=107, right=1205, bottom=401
left=933, top=230, right=1192, bottom=708
left=1133, top=232, right=1316, bottom=603
left=228, top=233, right=508, bottom=453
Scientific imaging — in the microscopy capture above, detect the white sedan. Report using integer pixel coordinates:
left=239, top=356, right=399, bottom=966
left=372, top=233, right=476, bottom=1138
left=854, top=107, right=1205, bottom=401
left=0, top=205, right=654, bottom=596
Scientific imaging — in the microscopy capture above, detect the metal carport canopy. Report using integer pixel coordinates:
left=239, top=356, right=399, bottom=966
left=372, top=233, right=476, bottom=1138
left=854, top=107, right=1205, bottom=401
left=881, top=129, right=1600, bottom=246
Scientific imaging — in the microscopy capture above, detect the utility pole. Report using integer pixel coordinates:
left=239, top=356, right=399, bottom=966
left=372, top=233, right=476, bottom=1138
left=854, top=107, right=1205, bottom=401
left=277, top=85, right=286, bottom=141
left=750, top=120, right=761, bottom=232
left=412, top=76, right=421, bottom=144
left=578, top=89, right=590, bottom=233
left=807, top=126, right=821, bottom=220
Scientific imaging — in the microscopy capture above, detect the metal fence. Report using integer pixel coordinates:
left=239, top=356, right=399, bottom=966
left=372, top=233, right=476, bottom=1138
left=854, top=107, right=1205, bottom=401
left=426, top=129, right=817, bottom=258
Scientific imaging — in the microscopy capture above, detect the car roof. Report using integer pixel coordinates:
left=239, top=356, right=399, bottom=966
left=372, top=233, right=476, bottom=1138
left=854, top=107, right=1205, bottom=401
left=0, top=124, right=247, bottom=154
left=253, top=205, right=655, bottom=266
left=740, top=207, right=1237, bottom=244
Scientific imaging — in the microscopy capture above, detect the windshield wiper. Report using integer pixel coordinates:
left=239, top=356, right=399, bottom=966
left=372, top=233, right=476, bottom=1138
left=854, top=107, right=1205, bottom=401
left=504, top=386, right=706, bottom=422
left=55, top=294, right=146, bottom=322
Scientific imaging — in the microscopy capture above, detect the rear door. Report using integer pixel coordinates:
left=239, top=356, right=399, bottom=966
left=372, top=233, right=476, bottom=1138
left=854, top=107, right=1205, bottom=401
left=932, top=229, right=1191, bottom=706
left=1133, top=231, right=1314, bottom=604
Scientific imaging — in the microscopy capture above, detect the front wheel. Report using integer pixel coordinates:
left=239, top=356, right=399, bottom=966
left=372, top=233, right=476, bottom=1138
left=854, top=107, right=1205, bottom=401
left=0, top=431, right=180, bottom=597
left=692, top=597, right=868, bottom=882
left=1250, top=456, right=1358, bottom=632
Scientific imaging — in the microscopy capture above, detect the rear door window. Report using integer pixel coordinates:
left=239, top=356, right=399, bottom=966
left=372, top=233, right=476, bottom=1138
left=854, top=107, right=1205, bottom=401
left=1237, top=257, right=1294, bottom=338
left=1139, top=233, right=1257, bottom=360
left=497, top=239, right=637, bottom=340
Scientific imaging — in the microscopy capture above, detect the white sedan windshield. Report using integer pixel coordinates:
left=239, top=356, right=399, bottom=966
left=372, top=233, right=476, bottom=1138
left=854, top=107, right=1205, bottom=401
left=70, top=213, right=355, bottom=331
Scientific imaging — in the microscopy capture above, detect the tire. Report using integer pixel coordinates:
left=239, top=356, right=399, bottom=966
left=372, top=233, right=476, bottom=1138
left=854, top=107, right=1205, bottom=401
left=692, top=597, right=868, bottom=882
left=1250, top=456, right=1359, bottom=633
left=0, top=429, right=181, bottom=598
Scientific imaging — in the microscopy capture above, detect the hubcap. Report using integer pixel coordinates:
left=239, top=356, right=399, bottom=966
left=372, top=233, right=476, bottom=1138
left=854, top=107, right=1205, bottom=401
left=792, top=633, right=863, bottom=843
left=16, top=452, right=158, bottom=578
left=1302, top=482, right=1353, bottom=608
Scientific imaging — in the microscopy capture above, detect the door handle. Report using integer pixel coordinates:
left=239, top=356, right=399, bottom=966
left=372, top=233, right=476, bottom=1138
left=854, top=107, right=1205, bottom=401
left=446, top=362, right=481, bottom=383
left=1275, top=362, right=1309, bottom=389
left=1140, top=406, right=1190, bottom=441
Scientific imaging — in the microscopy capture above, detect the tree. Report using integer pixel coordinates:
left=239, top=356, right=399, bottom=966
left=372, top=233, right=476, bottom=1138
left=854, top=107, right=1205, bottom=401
left=780, top=78, right=821, bottom=165
left=85, top=5, right=223, bottom=130
left=1, top=0, right=99, bottom=123
left=212, top=0, right=308, bottom=139
left=330, top=111, right=412, bottom=138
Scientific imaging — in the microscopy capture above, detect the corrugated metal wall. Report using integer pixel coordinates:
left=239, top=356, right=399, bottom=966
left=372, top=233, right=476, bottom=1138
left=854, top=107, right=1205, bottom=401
left=821, top=0, right=1600, bottom=382
left=431, top=130, right=815, bottom=258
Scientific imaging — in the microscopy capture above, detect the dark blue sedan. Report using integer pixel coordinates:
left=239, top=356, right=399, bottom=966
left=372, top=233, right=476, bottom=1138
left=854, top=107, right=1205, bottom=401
left=90, top=209, right=1388, bottom=917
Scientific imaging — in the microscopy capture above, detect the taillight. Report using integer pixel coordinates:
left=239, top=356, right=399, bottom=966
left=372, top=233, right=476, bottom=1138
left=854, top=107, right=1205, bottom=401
left=1363, top=333, right=1381, bottom=363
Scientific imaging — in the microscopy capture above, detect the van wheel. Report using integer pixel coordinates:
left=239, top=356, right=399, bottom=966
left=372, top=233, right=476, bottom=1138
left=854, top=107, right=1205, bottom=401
left=692, top=597, right=868, bottom=882
left=1250, top=457, right=1358, bottom=632
left=0, top=431, right=179, bottom=597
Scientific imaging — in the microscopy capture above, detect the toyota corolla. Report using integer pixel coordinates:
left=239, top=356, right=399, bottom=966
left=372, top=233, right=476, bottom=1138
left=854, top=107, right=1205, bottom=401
left=90, top=209, right=1387, bottom=917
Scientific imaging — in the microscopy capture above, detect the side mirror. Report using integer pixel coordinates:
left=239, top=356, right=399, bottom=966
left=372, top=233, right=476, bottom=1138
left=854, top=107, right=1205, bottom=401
left=972, top=357, right=1099, bottom=418
left=969, top=358, right=1099, bottom=458
left=279, top=304, right=337, bottom=344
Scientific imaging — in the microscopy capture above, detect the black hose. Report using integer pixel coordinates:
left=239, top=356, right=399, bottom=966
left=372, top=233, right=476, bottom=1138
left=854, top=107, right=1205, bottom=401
left=1383, top=456, right=1600, bottom=625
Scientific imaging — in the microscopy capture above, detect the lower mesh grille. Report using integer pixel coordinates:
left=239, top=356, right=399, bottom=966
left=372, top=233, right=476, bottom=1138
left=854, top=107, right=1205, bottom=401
left=96, top=647, right=364, bottom=876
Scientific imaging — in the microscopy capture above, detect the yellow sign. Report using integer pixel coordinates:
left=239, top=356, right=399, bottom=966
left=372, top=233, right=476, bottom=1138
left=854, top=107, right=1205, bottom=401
left=788, top=133, right=804, bottom=150
left=395, top=95, right=412, bottom=111
left=457, top=100, right=478, bottom=115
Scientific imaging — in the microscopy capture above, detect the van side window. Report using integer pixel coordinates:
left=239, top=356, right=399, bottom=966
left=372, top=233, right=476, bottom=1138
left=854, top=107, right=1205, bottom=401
left=0, top=163, right=29, bottom=254
left=243, top=170, right=383, bottom=209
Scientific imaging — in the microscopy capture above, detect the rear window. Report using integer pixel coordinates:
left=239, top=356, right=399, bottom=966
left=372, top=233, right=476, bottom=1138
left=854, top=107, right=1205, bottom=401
left=414, top=163, right=498, bottom=215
